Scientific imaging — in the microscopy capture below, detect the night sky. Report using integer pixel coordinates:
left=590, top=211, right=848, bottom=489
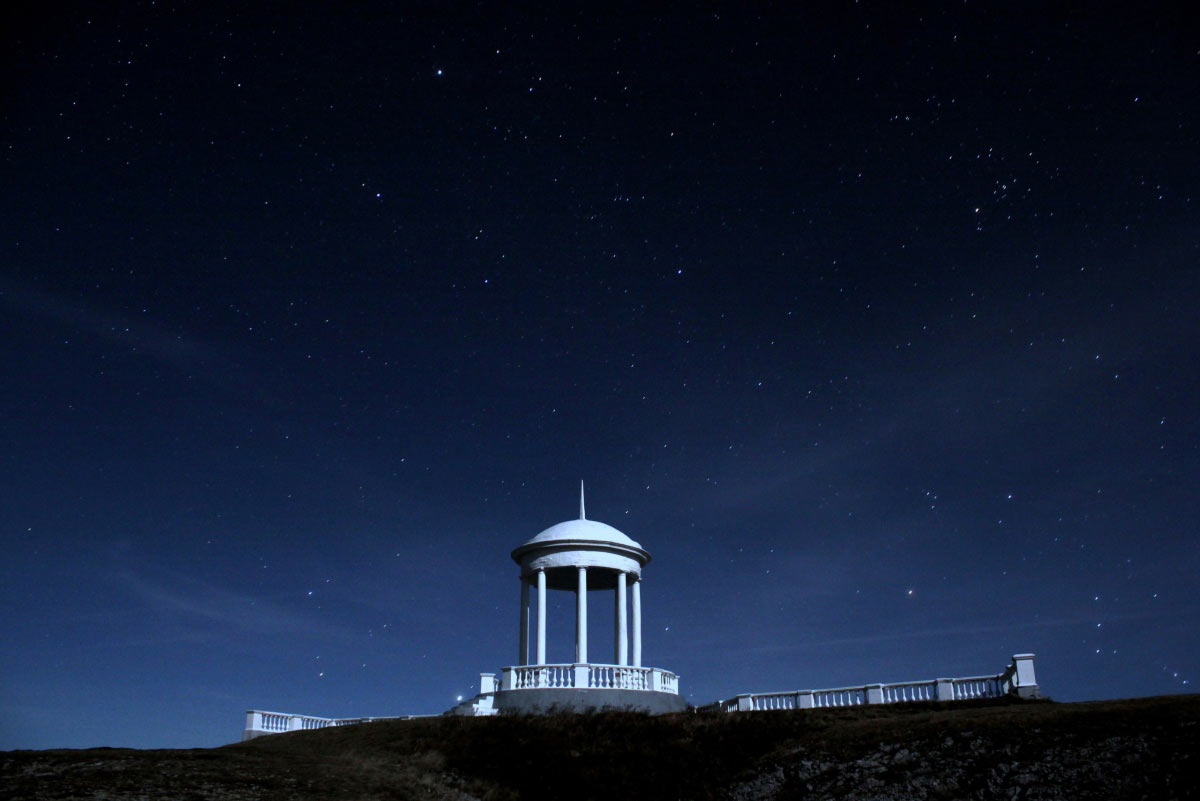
left=3, top=3, right=1198, bottom=749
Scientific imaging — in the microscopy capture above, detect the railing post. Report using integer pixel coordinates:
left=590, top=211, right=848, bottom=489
left=500, top=666, right=514, bottom=691
left=573, top=664, right=589, bottom=688
left=480, top=673, right=496, bottom=694
left=1012, top=653, right=1040, bottom=698
left=935, top=678, right=955, bottom=701
left=797, top=691, right=813, bottom=709
left=736, top=694, right=754, bottom=712
left=289, top=715, right=303, bottom=731
left=866, top=684, right=884, bottom=704
left=649, top=668, right=661, bottom=691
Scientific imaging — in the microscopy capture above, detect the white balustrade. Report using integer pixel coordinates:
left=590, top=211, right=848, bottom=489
left=715, top=654, right=1038, bottom=713
left=511, top=663, right=577, bottom=689
left=950, top=676, right=1002, bottom=700
left=243, top=710, right=419, bottom=739
left=751, top=693, right=798, bottom=710
left=1000, top=662, right=1017, bottom=694
left=590, top=665, right=650, bottom=690
left=588, top=665, right=612, bottom=688
left=999, top=654, right=1039, bottom=698
left=248, top=654, right=1035, bottom=736
left=812, top=686, right=867, bottom=707
left=259, top=712, right=291, bottom=732
left=501, top=663, right=679, bottom=694
left=882, top=681, right=937, bottom=703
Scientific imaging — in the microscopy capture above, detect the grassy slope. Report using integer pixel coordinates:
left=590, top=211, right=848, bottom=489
left=2, top=694, right=1197, bottom=800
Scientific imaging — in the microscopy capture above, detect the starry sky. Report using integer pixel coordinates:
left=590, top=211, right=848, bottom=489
left=2, top=3, right=1198, bottom=749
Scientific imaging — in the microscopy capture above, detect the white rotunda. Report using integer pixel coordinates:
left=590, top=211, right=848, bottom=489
left=242, top=484, right=1042, bottom=733
left=467, top=483, right=685, bottom=715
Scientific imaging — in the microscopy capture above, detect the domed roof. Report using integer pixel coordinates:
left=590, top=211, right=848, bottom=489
left=510, top=483, right=649, bottom=568
left=520, top=518, right=642, bottom=550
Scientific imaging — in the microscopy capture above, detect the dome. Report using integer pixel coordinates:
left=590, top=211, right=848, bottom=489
left=510, top=484, right=651, bottom=581
left=520, top=518, right=642, bottom=550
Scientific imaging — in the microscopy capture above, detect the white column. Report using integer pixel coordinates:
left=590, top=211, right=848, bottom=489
left=632, top=577, right=642, bottom=667
left=536, top=569, right=547, bottom=665
left=615, top=571, right=628, bottom=666
left=519, top=577, right=530, bottom=666
left=576, top=567, right=588, bottom=663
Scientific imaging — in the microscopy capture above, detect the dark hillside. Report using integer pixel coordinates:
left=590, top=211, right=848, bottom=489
left=3, top=695, right=1197, bottom=800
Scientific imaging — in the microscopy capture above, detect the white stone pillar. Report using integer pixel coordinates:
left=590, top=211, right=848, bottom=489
left=615, top=571, right=628, bottom=666
left=519, top=577, right=530, bottom=666
left=632, top=577, right=642, bottom=668
left=1013, top=653, right=1039, bottom=698
left=536, top=569, right=547, bottom=665
left=576, top=567, right=588, bottom=663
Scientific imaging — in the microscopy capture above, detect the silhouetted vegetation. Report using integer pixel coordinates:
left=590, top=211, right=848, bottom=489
left=3, top=695, right=1197, bottom=800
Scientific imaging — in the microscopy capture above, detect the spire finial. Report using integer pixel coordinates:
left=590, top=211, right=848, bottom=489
left=579, top=480, right=586, bottom=520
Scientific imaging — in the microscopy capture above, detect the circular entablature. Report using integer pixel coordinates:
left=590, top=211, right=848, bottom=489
left=522, top=562, right=641, bottom=590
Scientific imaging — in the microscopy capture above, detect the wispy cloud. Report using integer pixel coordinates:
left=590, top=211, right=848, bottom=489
left=1, top=276, right=295, bottom=415
left=693, top=610, right=1173, bottom=656
left=667, top=272, right=1200, bottom=518
left=115, top=568, right=351, bottom=642
left=1, top=278, right=220, bottom=371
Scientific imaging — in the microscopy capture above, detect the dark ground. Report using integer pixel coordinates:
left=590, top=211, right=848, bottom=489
left=3, top=695, right=1197, bottom=800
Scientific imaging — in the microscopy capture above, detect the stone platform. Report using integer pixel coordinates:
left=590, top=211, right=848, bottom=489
left=488, top=687, right=688, bottom=715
